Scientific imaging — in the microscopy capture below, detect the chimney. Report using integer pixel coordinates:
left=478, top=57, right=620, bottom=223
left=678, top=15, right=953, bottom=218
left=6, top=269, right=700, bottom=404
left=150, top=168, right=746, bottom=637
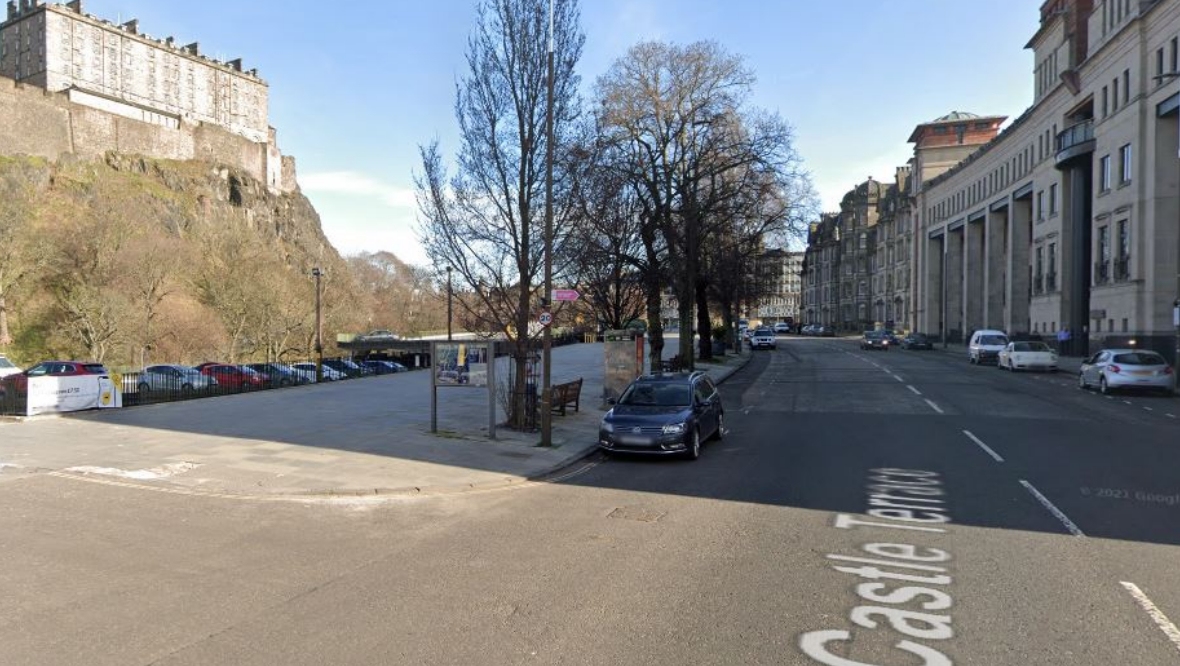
left=183, top=42, right=199, bottom=56
left=6, top=1, right=16, bottom=20
left=164, top=36, right=174, bottom=47
left=64, top=0, right=80, bottom=12
left=228, top=58, right=242, bottom=72
left=18, top=0, right=28, bottom=13
left=120, top=19, right=137, bottom=35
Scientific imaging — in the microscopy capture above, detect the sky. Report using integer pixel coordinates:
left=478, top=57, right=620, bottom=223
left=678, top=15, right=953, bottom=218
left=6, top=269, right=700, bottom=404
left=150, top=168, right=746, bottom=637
left=80, top=0, right=1039, bottom=266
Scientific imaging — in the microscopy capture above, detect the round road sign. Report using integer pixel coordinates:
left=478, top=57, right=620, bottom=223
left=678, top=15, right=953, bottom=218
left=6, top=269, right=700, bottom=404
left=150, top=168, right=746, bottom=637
left=538, top=311, right=553, bottom=327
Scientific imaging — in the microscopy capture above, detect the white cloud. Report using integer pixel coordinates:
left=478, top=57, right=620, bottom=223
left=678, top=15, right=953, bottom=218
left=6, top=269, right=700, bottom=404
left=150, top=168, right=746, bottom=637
left=300, top=171, right=417, bottom=209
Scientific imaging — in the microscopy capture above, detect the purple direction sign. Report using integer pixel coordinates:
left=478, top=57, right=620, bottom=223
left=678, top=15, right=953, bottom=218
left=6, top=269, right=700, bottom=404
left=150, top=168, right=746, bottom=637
left=552, top=289, right=580, bottom=302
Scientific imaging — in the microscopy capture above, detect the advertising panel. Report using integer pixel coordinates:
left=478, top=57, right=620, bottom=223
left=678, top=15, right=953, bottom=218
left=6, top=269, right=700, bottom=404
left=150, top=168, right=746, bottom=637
left=26, top=375, right=122, bottom=416
left=433, top=342, right=490, bottom=388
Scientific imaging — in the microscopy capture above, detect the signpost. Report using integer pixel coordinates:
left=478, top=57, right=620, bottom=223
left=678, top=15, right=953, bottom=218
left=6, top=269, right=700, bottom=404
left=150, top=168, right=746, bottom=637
left=539, top=311, right=553, bottom=327
left=551, top=289, right=580, bottom=302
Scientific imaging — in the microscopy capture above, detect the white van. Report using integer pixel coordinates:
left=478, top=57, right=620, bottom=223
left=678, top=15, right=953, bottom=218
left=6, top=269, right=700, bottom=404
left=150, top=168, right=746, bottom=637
left=968, top=329, right=1009, bottom=365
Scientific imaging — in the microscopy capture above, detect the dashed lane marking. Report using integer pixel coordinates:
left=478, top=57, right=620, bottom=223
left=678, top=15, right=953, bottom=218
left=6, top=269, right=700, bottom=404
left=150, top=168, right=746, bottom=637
left=1144, top=407, right=1154, bottom=412
left=925, top=398, right=944, bottom=414
left=963, top=430, right=1004, bottom=463
left=893, top=374, right=905, bottom=383
left=1124, top=400, right=1133, bottom=405
left=1120, top=581, right=1180, bottom=655
left=1020, top=479, right=1084, bottom=537
left=907, top=385, right=922, bottom=396
left=1167, top=414, right=1177, bottom=419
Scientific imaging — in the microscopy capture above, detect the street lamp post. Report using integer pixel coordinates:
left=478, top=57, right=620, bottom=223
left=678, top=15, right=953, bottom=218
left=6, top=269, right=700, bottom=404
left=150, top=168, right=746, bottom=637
left=312, top=267, right=323, bottom=383
left=446, top=266, right=453, bottom=342
left=540, top=0, right=555, bottom=447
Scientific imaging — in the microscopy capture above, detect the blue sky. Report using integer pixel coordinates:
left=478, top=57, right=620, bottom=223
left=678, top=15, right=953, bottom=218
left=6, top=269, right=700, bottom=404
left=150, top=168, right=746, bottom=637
left=81, top=0, right=1038, bottom=266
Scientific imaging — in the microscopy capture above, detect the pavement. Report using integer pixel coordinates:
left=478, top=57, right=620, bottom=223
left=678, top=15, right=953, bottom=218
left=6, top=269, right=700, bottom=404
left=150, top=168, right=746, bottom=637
left=0, top=339, right=752, bottom=499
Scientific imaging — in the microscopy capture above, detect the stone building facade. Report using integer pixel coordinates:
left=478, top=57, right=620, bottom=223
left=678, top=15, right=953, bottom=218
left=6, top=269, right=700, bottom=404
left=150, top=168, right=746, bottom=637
left=0, top=0, right=292, bottom=193
left=913, top=0, right=1180, bottom=360
left=802, top=213, right=842, bottom=328
left=753, top=248, right=804, bottom=325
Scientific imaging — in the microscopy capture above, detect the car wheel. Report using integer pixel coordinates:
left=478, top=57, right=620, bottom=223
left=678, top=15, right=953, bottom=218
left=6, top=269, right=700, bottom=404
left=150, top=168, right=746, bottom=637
left=1100, top=376, right=1112, bottom=395
left=181, top=383, right=194, bottom=392
left=1077, top=373, right=1088, bottom=390
left=969, top=355, right=976, bottom=365
left=712, top=412, right=725, bottom=441
left=686, top=429, right=701, bottom=460
left=137, top=382, right=150, bottom=393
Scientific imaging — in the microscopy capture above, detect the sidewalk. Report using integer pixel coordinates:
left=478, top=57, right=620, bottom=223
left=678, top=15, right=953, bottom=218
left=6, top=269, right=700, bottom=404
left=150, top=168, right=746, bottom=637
left=0, top=340, right=751, bottom=500
left=926, top=340, right=1085, bottom=374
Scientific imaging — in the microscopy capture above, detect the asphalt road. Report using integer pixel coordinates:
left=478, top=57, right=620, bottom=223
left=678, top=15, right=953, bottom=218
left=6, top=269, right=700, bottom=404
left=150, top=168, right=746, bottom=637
left=3, top=337, right=1179, bottom=665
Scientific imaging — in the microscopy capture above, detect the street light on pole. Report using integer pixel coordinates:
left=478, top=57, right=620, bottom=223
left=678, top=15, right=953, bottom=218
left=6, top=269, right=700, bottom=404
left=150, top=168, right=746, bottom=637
left=446, top=266, right=453, bottom=342
left=540, top=0, right=555, bottom=447
left=312, top=267, right=323, bottom=383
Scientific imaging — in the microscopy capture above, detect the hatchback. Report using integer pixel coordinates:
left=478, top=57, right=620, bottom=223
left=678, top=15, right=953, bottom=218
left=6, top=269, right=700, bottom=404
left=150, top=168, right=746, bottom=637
left=1078, top=349, right=1175, bottom=395
left=901, top=332, right=934, bottom=350
left=599, top=372, right=724, bottom=460
left=1, top=360, right=109, bottom=394
left=861, top=330, right=890, bottom=351
left=0, top=355, right=20, bottom=380
left=199, top=364, right=267, bottom=391
left=137, top=364, right=217, bottom=393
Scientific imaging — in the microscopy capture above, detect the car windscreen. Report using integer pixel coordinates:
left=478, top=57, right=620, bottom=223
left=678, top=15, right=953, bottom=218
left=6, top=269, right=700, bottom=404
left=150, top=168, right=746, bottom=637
left=620, top=383, right=691, bottom=407
left=1113, top=352, right=1166, bottom=365
left=978, top=335, right=1007, bottom=346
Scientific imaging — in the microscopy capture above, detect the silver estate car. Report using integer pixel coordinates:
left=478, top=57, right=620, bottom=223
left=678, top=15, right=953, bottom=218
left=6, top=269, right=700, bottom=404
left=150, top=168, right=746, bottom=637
left=1078, top=349, right=1175, bottom=395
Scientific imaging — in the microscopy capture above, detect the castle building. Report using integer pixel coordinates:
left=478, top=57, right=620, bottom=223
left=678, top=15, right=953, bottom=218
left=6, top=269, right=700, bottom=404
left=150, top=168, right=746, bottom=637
left=0, top=0, right=290, bottom=193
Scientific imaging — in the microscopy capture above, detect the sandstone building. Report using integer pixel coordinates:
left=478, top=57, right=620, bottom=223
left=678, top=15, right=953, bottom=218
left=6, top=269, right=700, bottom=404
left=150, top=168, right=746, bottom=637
left=0, top=0, right=293, bottom=193
left=753, top=248, right=804, bottom=325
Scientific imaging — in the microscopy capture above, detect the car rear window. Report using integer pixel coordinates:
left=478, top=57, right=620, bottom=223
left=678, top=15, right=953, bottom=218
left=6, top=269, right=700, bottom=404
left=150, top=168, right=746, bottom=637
left=1013, top=342, right=1050, bottom=352
left=83, top=364, right=108, bottom=374
left=1113, top=352, right=1165, bottom=365
left=978, top=335, right=1007, bottom=346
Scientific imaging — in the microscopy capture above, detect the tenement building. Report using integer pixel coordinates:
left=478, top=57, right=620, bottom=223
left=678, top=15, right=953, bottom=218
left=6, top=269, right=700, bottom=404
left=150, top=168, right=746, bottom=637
left=913, top=0, right=1180, bottom=358
left=0, top=0, right=292, bottom=193
left=754, top=248, right=804, bottom=325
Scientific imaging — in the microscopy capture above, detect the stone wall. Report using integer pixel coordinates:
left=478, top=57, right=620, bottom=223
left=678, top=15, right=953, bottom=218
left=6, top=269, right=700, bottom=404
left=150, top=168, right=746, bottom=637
left=0, top=74, right=295, bottom=192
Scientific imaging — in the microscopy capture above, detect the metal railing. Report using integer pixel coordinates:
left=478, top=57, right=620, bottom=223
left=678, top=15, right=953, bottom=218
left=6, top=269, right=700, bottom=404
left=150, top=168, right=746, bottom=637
left=1055, top=120, right=1094, bottom=153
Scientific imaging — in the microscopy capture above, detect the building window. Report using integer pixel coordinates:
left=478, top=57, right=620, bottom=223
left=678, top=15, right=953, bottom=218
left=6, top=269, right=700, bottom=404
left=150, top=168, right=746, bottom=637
left=1034, top=247, right=1044, bottom=294
left=1036, top=190, right=1045, bottom=221
left=1112, top=78, right=1120, bottom=111
left=1123, top=69, right=1130, bottom=105
left=1122, top=318, right=1129, bottom=333
left=1119, top=144, right=1132, bottom=183
left=1172, top=37, right=1179, bottom=74
left=1159, top=48, right=1167, bottom=83
left=1116, top=220, right=1130, bottom=280
left=1049, top=183, right=1058, bottom=215
left=1047, top=243, right=1057, bottom=291
left=1102, top=86, right=1109, bottom=117
left=1097, top=225, right=1110, bottom=284
left=1099, top=155, right=1112, bottom=192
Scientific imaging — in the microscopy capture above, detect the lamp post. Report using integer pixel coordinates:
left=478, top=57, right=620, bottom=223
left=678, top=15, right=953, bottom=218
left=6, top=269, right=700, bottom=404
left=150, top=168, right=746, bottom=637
left=540, top=0, right=555, bottom=447
left=312, top=267, right=323, bottom=383
left=446, top=266, right=453, bottom=342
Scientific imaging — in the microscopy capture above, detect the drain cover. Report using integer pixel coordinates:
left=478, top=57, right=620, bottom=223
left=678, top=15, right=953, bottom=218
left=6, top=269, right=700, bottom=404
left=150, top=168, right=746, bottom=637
left=608, top=506, right=666, bottom=523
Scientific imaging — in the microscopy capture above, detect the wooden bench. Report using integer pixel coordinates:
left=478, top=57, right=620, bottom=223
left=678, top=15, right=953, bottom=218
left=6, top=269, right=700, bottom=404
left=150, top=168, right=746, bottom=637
left=550, top=378, right=583, bottom=416
left=659, top=354, right=685, bottom=373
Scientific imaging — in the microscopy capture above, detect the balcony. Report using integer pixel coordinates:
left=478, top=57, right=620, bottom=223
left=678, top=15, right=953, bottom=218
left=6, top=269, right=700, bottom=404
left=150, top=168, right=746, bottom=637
left=1094, top=261, right=1110, bottom=285
left=1033, top=274, right=1044, bottom=294
left=1114, top=255, right=1130, bottom=281
left=1046, top=272, right=1057, bottom=292
left=1055, top=120, right=1094, bottom=167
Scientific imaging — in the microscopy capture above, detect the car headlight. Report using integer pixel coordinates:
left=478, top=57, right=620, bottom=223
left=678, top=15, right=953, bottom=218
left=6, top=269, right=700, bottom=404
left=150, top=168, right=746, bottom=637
left=662, top=422, right=686, bottom=435
left=601, top=420, right=614, bottom=433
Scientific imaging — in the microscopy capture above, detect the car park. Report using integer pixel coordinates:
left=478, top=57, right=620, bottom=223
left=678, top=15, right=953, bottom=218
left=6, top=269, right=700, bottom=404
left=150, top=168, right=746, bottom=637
left=901, top=332, right=934, bottom=350
left=968, top=329, right=1009, bottom=365
left=198, top=364, right=267, bottom=391
left=244, top=363, right=309, bottom=387
left=1078, top=349, right=1175, bottom=395
left=749, top=327, right=776, bottom=350
left=860, top=330, right=890, bottom=350
left=137, top=364, right=217, bottom=393
left=324, top=358, right=372, bottom=378
left=598, top=371, right=723, bottom=460
left=362, top=359, right=407, bottom=375
left=997, top=341, right=1058, bottom=372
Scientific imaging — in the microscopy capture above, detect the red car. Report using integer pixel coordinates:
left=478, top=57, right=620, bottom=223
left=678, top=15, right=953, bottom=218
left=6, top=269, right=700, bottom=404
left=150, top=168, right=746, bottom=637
left=198, top=364, right=268, bottom=390
left=0, top=360, right=110, bottom=395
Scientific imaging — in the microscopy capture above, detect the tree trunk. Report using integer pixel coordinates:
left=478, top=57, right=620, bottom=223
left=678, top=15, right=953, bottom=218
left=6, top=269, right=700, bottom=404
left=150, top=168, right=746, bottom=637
left=0, top=293, right=11, bottom=347
left=645, top=282, right=664, bottom=371
left=695, top=278, right=712, bottom=361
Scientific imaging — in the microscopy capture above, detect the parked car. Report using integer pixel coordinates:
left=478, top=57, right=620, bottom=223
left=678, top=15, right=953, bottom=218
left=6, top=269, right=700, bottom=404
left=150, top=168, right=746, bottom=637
left=1078, top=349, right=1175, bottom=395
left=289, top=362, right=347, bottom=382
left=323, top=358, right=372, bottom=378
left=817, top=325, right=836, bottom=337
left=901, top=332, right=934, bottom=350
left=137, top=364, right=217, bottom=393
left=198, top=364, right=267, bottom=391
left=362, top=360, right=407, bottom=375
left=773, top=322, right=791, bottom=334
left=1, top=360, right=110, bottom=395
left=968, top=329, right=1009, bottom=365
left=598, top=371, right=724, bottom=460
left=360, top=329, right=401, bottom=343
left=998, top=341, right=1058, bottom=372
left=0, top=355, right=20, bottom=380
left=244, top=363, right=309, bottom=387
left=749, top=327, right=777, bottom=350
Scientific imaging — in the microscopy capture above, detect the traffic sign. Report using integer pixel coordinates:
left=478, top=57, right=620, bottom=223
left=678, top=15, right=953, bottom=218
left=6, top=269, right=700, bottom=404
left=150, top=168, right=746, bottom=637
left=551, top=289, right=580, bottom=302
left=538, top=311, right=553, bottom=327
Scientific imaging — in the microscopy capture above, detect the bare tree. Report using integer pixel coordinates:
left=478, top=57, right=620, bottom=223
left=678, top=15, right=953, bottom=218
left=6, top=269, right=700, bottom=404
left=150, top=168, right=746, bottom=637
left=416, top=0, right=584, bottom=430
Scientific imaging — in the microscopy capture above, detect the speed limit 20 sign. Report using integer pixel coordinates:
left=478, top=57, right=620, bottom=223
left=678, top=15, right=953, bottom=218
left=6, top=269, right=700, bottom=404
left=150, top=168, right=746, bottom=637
left=538, top=311, right=553, bottom=327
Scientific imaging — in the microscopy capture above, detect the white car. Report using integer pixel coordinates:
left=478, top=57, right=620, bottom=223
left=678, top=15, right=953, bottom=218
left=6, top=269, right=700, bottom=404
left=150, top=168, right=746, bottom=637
left=0, top=355, right=20, bottom=380
left=997, top=341, right=1057, bottom=372
left=968, top=329, right=1009, bottom=365
left=773, top=322, right=791, bottom=334
left=290, top=362, right=347, bottom=382
left=749, top=328, right=776, bottom=350
left=137, top=364, right=218, bottom=392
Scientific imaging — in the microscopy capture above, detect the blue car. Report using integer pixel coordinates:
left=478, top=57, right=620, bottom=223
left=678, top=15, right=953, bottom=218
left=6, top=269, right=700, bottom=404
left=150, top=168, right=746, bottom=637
left=598, top=371, right=724, bottom=460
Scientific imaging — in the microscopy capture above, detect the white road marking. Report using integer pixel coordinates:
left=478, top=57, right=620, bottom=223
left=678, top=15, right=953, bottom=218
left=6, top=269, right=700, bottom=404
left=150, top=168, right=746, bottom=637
left=1167, top=414, right=1177, bottom=419
left=63, top=462, right=200, bottom=480
left=1144, top=407, right=1154, bottom=412
left=1124, top=400, right=1133, bottom=405
left=1120, top=581, right=1180, bottom=655
left=925, top=399, right=944, bottom=414
left=1106, top=396, right=1114, bottom=400
left=907, top=385, right=922, bottom=396
left=893, top=374, right=905, bottom=383
left=963, top=430, right=1004, bottom=462
left=1020, top=479, right=1084, bottom=537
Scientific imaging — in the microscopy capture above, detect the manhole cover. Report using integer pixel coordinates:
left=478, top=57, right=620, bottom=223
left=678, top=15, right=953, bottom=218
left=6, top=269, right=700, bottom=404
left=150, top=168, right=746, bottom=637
left=608, top=506, right=666, bottom=523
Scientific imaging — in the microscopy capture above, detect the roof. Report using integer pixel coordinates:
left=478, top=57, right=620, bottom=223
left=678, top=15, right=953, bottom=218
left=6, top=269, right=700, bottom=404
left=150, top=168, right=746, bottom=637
left=931, top=111, right=981, bottom=122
